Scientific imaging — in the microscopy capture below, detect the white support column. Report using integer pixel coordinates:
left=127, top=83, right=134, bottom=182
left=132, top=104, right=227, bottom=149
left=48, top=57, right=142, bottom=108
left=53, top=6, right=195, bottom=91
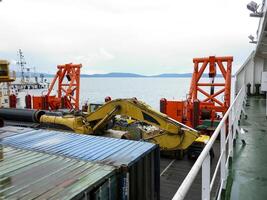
left=232, top=98, right=240, bottom=139
left=228, top=113, right=233, bottom=158
left=202, top=154, right=210, bottom=200
left=254, top=56, right=264, bottom=94
left=235, top=120, right=241, bottom=136
left=220, top=123, right=226, bottom=188
left=242, top=101, right=248, bottom=119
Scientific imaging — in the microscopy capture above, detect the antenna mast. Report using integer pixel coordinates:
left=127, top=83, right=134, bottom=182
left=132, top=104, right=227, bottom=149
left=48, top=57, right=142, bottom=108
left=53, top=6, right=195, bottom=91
left=16, top=49, right=26, bottom=83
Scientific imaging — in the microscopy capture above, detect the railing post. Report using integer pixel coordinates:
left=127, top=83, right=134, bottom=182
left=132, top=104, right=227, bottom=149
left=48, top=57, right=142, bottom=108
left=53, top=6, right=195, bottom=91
left=232, top=101, right=239, bottom=139
left=202, top=154, right=210, bottom=200
left=220, top=123, right=226, bottom=188
left=171, top=88, right=245, bottom=200
left=228, top=112, right=233, bottom=158
left=235, top=119, right=241, bottom=136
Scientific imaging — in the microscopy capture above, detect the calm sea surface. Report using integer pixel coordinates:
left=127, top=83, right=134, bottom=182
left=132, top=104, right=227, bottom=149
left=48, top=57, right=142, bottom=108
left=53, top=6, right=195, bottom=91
left=34, top=77, right=227, bottom=111
left=79, top=77, right=191, bottom=110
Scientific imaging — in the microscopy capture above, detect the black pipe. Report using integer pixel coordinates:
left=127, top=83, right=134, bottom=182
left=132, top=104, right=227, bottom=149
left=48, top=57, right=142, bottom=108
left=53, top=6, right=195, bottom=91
left=35, top=110, right=46, bottom=122
left=44, top=111, right=63, bottom=116
left=0, top=108, right=46, bottom=123
left=192, top=100, right=200, bottom=129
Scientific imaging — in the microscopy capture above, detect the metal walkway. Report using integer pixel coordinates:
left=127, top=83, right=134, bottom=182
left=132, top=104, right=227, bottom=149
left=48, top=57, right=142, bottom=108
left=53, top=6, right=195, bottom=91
left=228, top=95, right=267, bottom=200
left=160, top=142, right=220, bottom=200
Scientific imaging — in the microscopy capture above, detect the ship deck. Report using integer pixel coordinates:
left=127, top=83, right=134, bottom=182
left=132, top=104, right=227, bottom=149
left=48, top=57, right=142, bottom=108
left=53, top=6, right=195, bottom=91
left=1, top=122, right=222, bottom=200
left=159, top=95, right=267, bottom=200
left=225, top=95, right=267, bottom=200
left=1, top=96, right=265, bottom=200
left=160, top=143, right=220, bottom=200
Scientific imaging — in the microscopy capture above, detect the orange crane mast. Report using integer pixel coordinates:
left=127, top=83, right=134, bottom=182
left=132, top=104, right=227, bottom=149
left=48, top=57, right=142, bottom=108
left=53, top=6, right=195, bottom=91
left=160, top=56, right=233, bottom=130
left=33, top=63, right=82, bottom=110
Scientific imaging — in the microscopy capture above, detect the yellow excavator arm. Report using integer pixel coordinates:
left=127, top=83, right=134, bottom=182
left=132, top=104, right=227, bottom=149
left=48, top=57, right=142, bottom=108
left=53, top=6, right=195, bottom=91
left=40, top=98, right=199, bottom=150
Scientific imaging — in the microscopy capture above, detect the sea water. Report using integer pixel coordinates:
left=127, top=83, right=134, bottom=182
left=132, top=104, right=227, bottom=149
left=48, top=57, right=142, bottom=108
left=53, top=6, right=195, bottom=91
left=22, top=77, right=227, bottom=110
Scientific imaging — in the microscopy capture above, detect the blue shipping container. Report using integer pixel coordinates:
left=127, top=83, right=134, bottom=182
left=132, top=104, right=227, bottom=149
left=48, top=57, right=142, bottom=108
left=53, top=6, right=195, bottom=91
left=0, top=127, right=160, bottom=200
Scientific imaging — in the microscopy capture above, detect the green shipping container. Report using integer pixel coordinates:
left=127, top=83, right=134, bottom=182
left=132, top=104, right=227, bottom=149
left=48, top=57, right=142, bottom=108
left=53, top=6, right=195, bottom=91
left=0, top=146, right=118, bottom=200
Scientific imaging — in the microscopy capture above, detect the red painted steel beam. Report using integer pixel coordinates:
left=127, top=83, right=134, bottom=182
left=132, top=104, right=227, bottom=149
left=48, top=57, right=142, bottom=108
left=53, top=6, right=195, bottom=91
left=197, top=83, right=225, bottom=86
left=203, top=88, right=225, bottom=102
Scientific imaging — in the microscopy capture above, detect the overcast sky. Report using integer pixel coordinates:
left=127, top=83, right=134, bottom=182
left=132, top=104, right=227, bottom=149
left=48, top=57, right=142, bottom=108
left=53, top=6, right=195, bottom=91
left=0, top=0, right=260, bottom=75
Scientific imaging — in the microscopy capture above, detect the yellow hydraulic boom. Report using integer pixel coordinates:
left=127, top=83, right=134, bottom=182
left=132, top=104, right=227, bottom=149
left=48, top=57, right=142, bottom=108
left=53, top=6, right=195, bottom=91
left=40, top=98, right=199, bottom=151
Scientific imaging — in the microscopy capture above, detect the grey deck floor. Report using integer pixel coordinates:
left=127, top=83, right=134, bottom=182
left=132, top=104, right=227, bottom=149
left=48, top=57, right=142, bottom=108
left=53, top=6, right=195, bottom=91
left=229, top=95, right=267, bottom=200
left=160, top=142, right=220, bottom=200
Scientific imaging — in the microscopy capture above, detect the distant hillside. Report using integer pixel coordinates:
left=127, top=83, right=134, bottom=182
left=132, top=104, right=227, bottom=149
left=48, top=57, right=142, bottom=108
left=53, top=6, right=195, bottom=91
left=82, top=72, right=194, bottom=78
left=15, top=71, right=222, bottom=78
left=81, top=72, right=145, bottom=78
left=82, top=73, right=222, bottom=78
left=153, top=73, right=192, bottom=78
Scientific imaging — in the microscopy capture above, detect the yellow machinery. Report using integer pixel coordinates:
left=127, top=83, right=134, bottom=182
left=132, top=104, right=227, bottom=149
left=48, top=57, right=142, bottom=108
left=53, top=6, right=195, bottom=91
left=0, top=60, right=15, bottom=83
left=40, top=98, right=203, bottom=151
left=0, top=60, right=16, bottom=107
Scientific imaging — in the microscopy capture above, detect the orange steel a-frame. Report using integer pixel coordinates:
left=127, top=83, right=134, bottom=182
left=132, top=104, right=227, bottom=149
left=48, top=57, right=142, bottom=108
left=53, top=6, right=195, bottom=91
left=160, top=56, right=233, bottom=129
left=188, top=56, right=232, bottom=115
left=46, top=63, right=82, bottom=110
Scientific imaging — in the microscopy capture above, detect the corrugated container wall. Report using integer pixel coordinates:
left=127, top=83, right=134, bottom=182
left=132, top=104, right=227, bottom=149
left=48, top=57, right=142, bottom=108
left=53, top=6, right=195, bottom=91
left=0, top=126, right=160, bottom=200
left=0, top=146, right=117, bottom=200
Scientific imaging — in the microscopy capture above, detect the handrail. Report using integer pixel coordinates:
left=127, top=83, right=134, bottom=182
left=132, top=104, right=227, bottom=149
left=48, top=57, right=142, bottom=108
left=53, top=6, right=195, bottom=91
left=172, top=87, right=246, bottom=200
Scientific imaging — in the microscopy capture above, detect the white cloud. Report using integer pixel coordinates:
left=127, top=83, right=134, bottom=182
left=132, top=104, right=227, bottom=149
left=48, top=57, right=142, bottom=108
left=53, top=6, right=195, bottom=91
left=0, top=0, right=260, bottom=75
left=73, top=48, right=115, bottom=67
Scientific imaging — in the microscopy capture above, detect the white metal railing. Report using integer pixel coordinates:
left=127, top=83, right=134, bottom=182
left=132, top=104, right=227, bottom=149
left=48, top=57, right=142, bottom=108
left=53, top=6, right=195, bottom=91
left=172, top=87, right=246, bottom=200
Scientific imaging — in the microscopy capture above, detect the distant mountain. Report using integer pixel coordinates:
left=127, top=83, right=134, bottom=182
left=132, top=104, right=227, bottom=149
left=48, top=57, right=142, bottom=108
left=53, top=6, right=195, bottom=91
left=152, top=73, right=193, bottom=78
left=83, top=73, right=222, bottom=78
left=81, top=72, right=145, bottom=78
left=154, top=73, right=223, bottom=78
left=15, top=71, right=222, bottom=78
left=81, top=72, right=194, bottom=78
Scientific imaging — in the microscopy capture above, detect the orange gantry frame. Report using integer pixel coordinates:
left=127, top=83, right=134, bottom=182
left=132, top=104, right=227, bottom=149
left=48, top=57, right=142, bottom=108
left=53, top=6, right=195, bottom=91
left=160, top=56, right=233, bottom=129
left=33, top=63, right=82, bottom=110
left=47, top=63, right=82, bottom=110
left=188, top=56, right=232, bottom=115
